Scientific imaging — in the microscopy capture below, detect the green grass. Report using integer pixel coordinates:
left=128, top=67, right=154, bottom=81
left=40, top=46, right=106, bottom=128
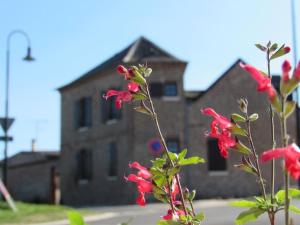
left=0, top=201, right=94, bottom=224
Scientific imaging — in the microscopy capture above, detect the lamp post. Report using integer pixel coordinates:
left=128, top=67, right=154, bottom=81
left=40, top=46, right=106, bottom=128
left=1, top=30, right=34, bottom=186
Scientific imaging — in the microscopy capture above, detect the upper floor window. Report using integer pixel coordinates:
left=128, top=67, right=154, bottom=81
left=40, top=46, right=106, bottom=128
left=166, top=137, right=180, bottom=153
left=107, top=142, right=118, bottom=177
left=101, top=90, right=121, bottom=123
left=149, top=82, right=178, bottom=98
left=149, top=82, right=163, bottom=97
left=164, top=82, right=178, bottom=97
left=207, top=138, right=227, bottom=171
left=74, top=97, right=92, bottom=129
left=76, top=149, right=93, bottom=182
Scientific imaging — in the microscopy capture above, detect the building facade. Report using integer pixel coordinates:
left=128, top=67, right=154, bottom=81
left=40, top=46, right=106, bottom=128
left=59, top=37, right=298, bottom=206
left=4, top=150, right=60, bottom=204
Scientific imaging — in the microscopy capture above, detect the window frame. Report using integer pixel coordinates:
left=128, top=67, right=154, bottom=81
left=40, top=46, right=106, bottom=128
left=166, top=137, right=180, bottom=154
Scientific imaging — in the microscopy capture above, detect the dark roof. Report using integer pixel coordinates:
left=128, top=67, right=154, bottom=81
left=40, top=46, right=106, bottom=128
left=1, top=151, right=60, bottom=168
left=58, top=36, right=185, bottom=91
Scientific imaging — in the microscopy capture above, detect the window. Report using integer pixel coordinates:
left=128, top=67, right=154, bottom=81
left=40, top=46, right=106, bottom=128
left=76, top=149, right=92, bottom=182
left=101, top=90, right=121, bottom=122
left=149, top=82, right=178, bottom=98
left=74, top=97, right=92, bottom=129
left=108, top=142, right=118, bottom=177
left=164, top=82, right=178, bottom=97
left=207, top=138, right=227, bottom=171
left=166, top=138, right=180, bottom=153
left=149, top=82, right=163, bottom=97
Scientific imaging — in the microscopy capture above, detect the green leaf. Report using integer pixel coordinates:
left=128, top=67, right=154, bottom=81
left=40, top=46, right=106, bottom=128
left=152, top=174, right=167, bottom=187
left=230, top=200, right=257, bottom=208
left=178, top=149, right=187, bottom=160
left=231, top=125, right=247, bottom=136
left=255, top=44, right=267, bottom=52
left=235, top=141, right=251, bottom=155
left=270, top=44, right=290, bottom=60
left=249, top=113, right=259, bottom=122
left=167, top=152, right=178, bottom=162
left=275, top=189, right=300, bottom=204
left=270, top=43, right=278, bottom=52
left=178, top=156, right=205, bottom=166
left=284, top=101, right=296, bottom=118
left=194, top=212, right=205, bottom=221
left=131, top=66, right=147, bottom=85
left=151, top=158, right=166, bottom=168
left=234, top=164, right=257, bottom=175
left=157, top=220, right=181, bottom=225
left=289, top=205, right=300, bottom=214
left=231, top=113, right=246, bottom=123
left=134, top=106, right=151, bottom=115
left=68, top=211, right=87, bottom=225
left=132, top=93, right=147, bottom=101
left=235, top=208, right=265, bottom=225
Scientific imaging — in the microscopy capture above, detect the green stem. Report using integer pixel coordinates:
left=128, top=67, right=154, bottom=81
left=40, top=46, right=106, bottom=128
left=145, top=83, right=190, bottom=222
left=267, top=51, right=276, bottom=223
left=280, top=96, right=290, bottom=225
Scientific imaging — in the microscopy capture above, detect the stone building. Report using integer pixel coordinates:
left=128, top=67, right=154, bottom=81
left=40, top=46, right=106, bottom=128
left=58, top=37, right=298, bottom=206
left=3, top=149, right=60, bottom=203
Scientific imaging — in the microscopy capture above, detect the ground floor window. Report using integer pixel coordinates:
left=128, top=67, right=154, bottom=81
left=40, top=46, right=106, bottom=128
left=76, top=149, right=93, bottom=182
left=108, top=142, right=118, bottom=177
left=207, top=138, right=227, bottom=171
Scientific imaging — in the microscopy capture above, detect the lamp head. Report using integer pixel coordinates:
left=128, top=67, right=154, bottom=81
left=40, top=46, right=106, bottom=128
left=23, top=47, right=35, bottom=61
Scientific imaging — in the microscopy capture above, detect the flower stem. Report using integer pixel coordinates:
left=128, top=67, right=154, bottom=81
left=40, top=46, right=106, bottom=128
left=145, top=83, right=190, bottom=222
left=280, top=96, right=290, bottom=225
left=267, top=49, right=276, bottom=224
left=245, top=112, right=273, bottom=224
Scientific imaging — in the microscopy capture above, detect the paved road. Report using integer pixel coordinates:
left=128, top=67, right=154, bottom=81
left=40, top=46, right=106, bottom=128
left=85, top=199, right=300, bottom=225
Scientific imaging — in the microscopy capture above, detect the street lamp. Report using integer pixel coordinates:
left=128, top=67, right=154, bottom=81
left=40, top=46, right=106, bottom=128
left=1, top=30, right=35, bottom=186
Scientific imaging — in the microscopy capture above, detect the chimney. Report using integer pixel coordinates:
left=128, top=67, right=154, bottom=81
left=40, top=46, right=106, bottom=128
left=31, top=139, right=37, bottom=152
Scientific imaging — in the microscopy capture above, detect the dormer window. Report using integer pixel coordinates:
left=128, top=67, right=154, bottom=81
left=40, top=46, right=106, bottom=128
left=164, top=82, right=178, bottom=97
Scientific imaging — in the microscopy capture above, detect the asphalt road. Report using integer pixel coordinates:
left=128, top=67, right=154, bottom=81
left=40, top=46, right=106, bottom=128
left=85, top=199, right=300, bottom=225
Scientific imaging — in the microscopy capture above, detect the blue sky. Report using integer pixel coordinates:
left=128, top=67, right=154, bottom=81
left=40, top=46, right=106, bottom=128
left=0, top=0, right=299, bottom=157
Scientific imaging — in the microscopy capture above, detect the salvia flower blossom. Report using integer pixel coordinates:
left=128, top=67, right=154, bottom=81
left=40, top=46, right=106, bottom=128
left=293, top=61, right=300, bottom=80
left=125, top=161, right=153, bottom=206
left=103, top=82, right=140, bottom=109
left=163, top=209, right=185, bottom=220
left=282, top=60, right=292, bottom=82
left=201, top=108, right=236, bottom=158
left=240, top=63, right=276, bottom=101
left=117, top=65, right=134, bottom=80
left=261, top=143, right=300, bottom=180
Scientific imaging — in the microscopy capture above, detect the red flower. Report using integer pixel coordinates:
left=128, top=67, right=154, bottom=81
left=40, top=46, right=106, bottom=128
left=127, top=82, right=140, bottom=92
left=294, top=62, right=300, bottom=80
left=261, top=143, right=300, bottom=180
left=240, top=63, right=276, bottom=100
left=117, top=65, right=134, bottom=80
left=125, top=161, right=153, bottom=206
left=282, top=60, right=292, bottom=82
left=103, top=82, right=139, bottom=109
left=103, top=90, right=133, bottom=109
left=201, top=108, right=236, bottom=158
left=163, top=209, right=185, bottom=220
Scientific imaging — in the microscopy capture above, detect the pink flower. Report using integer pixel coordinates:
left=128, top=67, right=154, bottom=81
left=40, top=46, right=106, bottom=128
left=240, top=63, right=276, bottom=100
left=117, top=65, right=134, bottom=80
left=261, top=144, right=300, bottom=180
left=103, top=82, right=139, bottom=109
left=163, top=209, right=185, bottom=220
left=127, top=82, right=140, bottom=92
left=103, top=90, right=133, bottom=109
left=293, top=62, right=300, bottom=80
left=282, top=60, right=292, bottom=82
left=201, top=108, right=236, bottom=158
left=125, top=161, right=153, bottom=206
